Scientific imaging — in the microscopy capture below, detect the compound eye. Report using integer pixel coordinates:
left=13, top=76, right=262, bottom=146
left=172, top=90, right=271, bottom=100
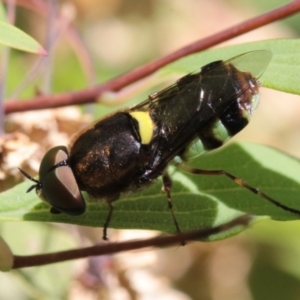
left=39, top=146, right=86, bottom=215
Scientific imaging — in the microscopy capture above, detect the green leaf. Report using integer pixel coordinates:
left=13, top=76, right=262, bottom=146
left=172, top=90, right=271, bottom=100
left=159, top=39, right=300, bottom=95
left=1, top=142, right=300, bottom=240
left=0, top=21, right=47, bottom=55
left=0, top=3, right=7, bottom=22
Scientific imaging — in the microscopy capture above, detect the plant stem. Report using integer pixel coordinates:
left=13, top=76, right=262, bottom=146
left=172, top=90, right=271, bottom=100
left=4, top=0, right=300, bottom=115
left=11, top=215, right=251, bottom=269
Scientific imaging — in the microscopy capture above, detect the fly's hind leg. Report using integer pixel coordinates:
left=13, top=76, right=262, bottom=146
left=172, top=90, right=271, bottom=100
left=103, top=201, right=115, bottom=240
left=162, top=171, right=182, bottom=235
left=179, top=163, right=300, bottom=216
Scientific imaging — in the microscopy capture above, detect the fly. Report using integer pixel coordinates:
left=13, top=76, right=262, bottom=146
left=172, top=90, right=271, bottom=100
left=20, top=50, right=299, bottom=239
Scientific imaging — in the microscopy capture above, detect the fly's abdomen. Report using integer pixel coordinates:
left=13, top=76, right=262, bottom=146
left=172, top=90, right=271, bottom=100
left=183, top=65, right=260, bottom=160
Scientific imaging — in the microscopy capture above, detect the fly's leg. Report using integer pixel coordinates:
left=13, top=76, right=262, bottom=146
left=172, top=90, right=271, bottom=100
left=162, top=171, right=182, bottom=235
left=179, top=164, right=300, bottom=216
left=103, top=201, right=115, bottom=240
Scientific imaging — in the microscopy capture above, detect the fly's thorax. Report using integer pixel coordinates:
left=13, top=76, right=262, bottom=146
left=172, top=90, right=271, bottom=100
left=69, top=112, right=154, bottom=200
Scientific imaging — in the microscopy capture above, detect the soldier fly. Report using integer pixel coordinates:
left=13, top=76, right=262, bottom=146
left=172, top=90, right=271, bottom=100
left=19, top=50, right=300, bottom=239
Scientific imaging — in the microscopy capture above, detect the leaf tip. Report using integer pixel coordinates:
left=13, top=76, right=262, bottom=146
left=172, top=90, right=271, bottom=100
left=38, top=46, right=48, bottom=56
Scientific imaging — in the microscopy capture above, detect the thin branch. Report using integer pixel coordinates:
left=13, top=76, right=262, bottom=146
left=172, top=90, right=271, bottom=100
left=4, top=0, right=300, bottom=114
left=12, top=215, right=251, bottom=269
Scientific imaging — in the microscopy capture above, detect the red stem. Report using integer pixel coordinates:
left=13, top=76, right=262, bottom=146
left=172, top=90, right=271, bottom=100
left=4, top=0, right=300, bottom=115
left=12, top=215, right=251, bottom=269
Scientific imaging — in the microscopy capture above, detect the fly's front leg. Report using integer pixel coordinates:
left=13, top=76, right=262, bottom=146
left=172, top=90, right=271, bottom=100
left=179, top=164, right=300, bottom=216
left=162, top=171, right=182, bottom=235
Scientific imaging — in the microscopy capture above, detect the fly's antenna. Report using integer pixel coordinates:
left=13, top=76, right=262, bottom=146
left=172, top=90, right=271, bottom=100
left=18, top=168, right=40, bottom=193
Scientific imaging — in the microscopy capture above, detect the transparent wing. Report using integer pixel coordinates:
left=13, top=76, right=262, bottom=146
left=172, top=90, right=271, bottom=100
left=132, top=50, right=272, bottom=112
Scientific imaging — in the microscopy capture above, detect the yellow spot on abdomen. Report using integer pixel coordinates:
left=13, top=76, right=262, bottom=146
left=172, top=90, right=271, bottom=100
left=129, top=111, right=154, bottom=144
